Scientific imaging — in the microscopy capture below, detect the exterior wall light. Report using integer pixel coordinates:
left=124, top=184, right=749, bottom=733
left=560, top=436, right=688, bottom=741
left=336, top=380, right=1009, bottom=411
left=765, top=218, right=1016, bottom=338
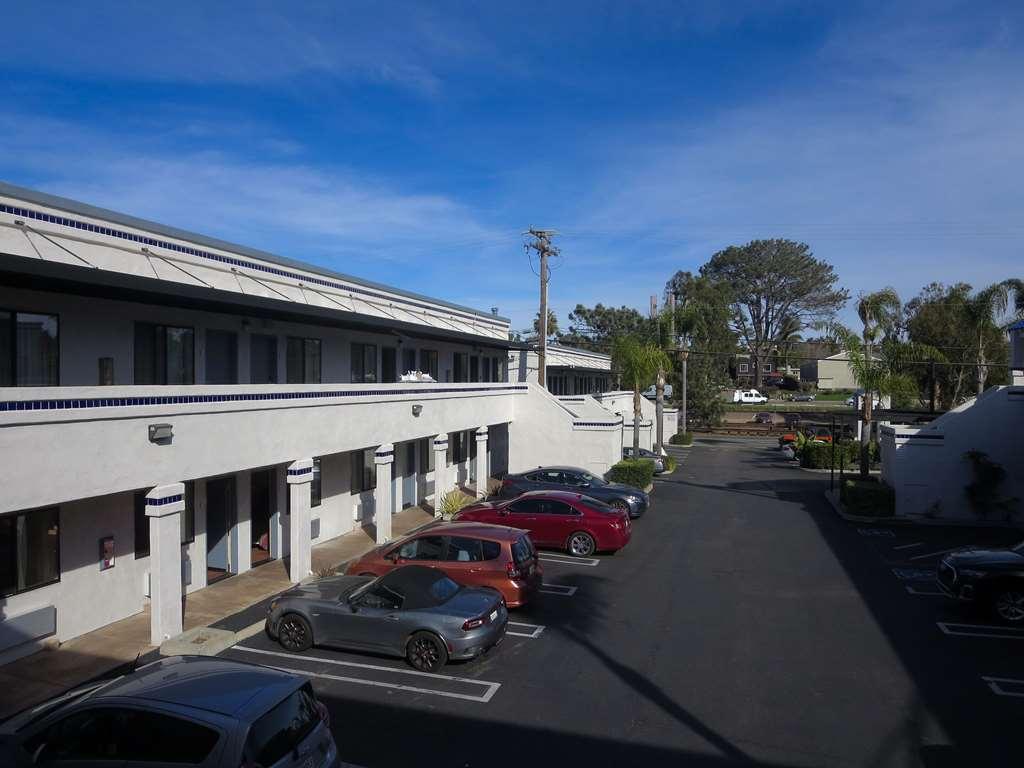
left=148, top=423, right=174, bottom=443
left=412, top=404, right=423, bottom=417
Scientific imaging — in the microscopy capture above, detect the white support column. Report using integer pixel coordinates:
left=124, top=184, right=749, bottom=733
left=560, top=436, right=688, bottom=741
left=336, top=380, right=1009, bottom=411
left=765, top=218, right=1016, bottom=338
left=374, top=444, right=395, bottom=544
left=432, top=434, right=449, bottom=516
left=287, top=459, right=313, bottom=584
left=474, top=427, right=489, bottom=499
left=146, top=482, right=184, bottom=645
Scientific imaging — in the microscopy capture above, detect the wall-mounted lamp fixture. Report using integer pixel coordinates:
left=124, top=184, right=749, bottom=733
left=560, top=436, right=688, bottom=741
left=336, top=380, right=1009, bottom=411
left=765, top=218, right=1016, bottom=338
left=148, top=423, right=174, bottom=444
left=412, top=404, right=423, bottom=417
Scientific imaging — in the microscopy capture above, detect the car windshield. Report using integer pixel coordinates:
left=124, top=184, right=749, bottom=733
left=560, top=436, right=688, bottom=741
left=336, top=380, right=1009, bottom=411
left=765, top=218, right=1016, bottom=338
left=246, top=683, right=321, bottom=766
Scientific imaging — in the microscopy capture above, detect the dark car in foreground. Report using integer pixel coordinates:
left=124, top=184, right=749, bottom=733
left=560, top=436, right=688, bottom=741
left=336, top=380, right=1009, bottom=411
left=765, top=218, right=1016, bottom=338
left=0, top=656, right=338, bottom=768
left=457, top=490, right=632, bottom=557
left=498, top=466, right=649, bottom=517
left=344, top=522, right=543, bottom=608
left=266, top=565, right=507, bottom=671
left=938, top=544, right=1024, bottom=623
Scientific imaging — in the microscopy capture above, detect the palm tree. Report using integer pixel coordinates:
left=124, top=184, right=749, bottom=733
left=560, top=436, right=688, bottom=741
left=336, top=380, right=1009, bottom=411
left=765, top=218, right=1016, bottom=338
left=966, top=280, right=1024, bottom=395
left=832, top=323, right=941, bottom=478
left=852, top=288, right=902, bottom=476
left=612, top=336, right=671, bottom=455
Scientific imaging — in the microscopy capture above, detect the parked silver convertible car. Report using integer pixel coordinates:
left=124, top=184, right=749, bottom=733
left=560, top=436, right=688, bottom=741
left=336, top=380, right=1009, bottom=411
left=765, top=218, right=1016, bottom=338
left=0, top=656, right=338, bottom=768
left=266, top=565, right=508, bottom=672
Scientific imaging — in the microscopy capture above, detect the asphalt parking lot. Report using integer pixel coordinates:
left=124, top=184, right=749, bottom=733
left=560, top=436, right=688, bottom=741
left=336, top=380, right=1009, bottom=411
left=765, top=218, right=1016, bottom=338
left=218, top=436, right=1022, bottom=767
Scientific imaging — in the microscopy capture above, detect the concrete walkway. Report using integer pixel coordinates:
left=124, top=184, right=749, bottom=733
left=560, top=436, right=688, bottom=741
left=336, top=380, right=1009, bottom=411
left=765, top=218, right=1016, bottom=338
left=0, top=505, right=435, bottom=720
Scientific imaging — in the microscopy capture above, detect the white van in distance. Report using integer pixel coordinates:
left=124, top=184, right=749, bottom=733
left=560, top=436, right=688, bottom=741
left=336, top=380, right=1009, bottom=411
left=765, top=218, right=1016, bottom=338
left=733, top=389, right=768, bottom=404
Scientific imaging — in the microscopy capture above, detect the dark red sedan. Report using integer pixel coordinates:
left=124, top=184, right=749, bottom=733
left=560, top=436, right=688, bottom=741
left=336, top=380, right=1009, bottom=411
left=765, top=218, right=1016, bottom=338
left=455, top=490, right=631, bottom=557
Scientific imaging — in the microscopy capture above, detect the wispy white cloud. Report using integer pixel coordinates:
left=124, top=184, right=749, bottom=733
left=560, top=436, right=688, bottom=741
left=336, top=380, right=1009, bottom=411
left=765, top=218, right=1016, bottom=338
left=568, top=3, right=1024, bottom=317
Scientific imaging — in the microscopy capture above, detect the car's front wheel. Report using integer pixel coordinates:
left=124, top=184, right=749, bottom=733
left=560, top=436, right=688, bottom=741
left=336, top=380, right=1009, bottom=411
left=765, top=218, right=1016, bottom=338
left=567, top=531, right=596, bottom=557
left=991, top=585, right=1024, bottom=624
left=407, top=631, right=448, bottom=672
left=277, top=613, right=313, bottom=652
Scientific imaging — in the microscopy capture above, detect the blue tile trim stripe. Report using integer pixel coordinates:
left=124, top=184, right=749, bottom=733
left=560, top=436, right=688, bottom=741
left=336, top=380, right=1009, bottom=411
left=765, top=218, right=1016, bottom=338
left=374, top=450, right=395, bottom=457
left=0, top=202, right=507, bottom=331
left=0, top=384, right=528, bottom=413
left=287, top=467, right=313, bottom=476
left=573, top=421, right=621, bottom=427
left=146, top=494, right=183, bottom=506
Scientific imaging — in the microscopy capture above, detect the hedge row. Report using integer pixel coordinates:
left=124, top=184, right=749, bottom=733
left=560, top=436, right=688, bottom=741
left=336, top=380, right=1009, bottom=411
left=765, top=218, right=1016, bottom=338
left=607, top=459, right=655, bottom=489
left=662, top=454, right=678, bottom=474
left=841, top=478, right=895, bottom=517
left=799, top=441, right=880, bottom=470
left=669, top=431, right=694, bottom=446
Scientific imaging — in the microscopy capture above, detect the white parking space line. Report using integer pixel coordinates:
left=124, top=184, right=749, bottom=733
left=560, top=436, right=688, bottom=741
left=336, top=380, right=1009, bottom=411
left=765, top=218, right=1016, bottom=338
left=539, top=583, right=578, bottom=596
left=892, top=567, right=937, bottom=580
left=937, top=622, right=1024, bottom=640
left=858, top=528, right=895, bottom=537
left=982, top=676, right=1024, bottom=698
left=909, top=548, right=960, bottom=561
left=905, top=585, right=944, bottom=596
left=229, top=645, right=502, bottom=703
left=893, top=542, right=924, bottom=550
left=539, top=555, right=599, bottom=567
left=507, top=621, right=546, bottom=638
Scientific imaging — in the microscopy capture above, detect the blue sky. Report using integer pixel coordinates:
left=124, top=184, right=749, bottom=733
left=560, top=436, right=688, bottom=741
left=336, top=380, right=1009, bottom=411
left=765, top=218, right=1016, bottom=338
left=1, top=1, right=1021, bottom=332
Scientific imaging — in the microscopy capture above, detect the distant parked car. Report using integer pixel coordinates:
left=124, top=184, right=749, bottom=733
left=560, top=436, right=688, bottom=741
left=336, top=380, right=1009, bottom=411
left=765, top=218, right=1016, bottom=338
left=622, top=446, right=666, bottom=473
left=791, top=393, right=816, bottom=402
left=345, top=522, right=543, bottom=608
left=846, top=390, right=881, bottom=408
left=0, top=656, right=339, bottom=768
left=497, top=466, right=649, bottom=518
left=457, top=490, right=632, bottom=557
left=939, top=544, right=1024, bottom=623
left=753, top=412, right=773, bottom=425
left=733, top=389, right=768, bottom=404
left=784, top=414, right=802, bottom=428
left=642, top=383, right=674, bottom=399
left=811, top=427, right=832, bottom=443
left=266, top=565, right=507, bottom=671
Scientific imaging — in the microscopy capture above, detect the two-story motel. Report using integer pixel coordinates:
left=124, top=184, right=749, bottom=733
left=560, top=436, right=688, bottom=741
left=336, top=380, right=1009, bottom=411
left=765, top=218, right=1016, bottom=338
left=0, top=182, right=629, bottom=662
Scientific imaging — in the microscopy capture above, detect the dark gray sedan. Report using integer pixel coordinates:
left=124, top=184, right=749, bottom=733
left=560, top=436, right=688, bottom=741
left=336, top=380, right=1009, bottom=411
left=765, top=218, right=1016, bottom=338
left=266, top=565, right=507, bottom=672
left=498, top=466, right=649, bottom=518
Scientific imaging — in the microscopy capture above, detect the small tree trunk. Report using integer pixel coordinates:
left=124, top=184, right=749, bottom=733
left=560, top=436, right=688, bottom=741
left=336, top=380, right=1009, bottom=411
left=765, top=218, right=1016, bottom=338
left=655, top=368, right=665, bottom=454
left=633, top=388, right=641, bottom=455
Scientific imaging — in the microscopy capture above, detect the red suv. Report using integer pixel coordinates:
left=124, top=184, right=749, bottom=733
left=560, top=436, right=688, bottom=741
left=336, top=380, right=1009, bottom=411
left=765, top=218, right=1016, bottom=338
left=345, top=522, right=543, bottom=608
left=456, top=490, right=631, bottom=558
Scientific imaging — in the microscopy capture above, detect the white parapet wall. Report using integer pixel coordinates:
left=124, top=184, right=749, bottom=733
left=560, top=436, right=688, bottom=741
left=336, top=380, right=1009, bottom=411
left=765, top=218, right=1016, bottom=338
left=881, top=385, right=1024, bottom=520
left=508, top=384, right=622, bottom=476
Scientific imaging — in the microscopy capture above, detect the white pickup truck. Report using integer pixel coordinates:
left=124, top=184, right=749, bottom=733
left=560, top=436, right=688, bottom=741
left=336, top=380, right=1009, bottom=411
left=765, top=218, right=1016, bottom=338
left=733, top=388, right=768, bottom=404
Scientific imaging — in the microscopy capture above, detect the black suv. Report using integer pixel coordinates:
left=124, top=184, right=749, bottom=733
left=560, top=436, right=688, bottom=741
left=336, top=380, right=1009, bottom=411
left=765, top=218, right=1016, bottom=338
left=938, top=543, right=1024, bottom=623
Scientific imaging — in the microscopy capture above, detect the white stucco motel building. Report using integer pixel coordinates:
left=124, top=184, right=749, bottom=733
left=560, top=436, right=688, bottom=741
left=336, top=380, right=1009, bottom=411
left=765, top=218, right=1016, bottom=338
left=0, top=182, right=632, bottom=663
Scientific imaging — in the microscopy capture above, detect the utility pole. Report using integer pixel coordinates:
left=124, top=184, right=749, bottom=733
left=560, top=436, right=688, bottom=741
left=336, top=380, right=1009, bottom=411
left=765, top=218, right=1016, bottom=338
left=524, top=229, right=559, bottom=389
left=652, top=296, right=665, bottom=454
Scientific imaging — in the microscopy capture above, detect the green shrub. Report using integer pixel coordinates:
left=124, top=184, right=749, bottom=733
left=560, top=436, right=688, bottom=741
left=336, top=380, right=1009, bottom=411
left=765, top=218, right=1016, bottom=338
left=669, top=431, right=694, bottom=446
left=662, top=454, right=678, bottom=474
left=607, top=459, right=655, bottom=489
left=841, top=478, right=895, bottom=517
left=439, top=489, right=475, bottom=521
left=799, top=441, right=858, bottom=469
